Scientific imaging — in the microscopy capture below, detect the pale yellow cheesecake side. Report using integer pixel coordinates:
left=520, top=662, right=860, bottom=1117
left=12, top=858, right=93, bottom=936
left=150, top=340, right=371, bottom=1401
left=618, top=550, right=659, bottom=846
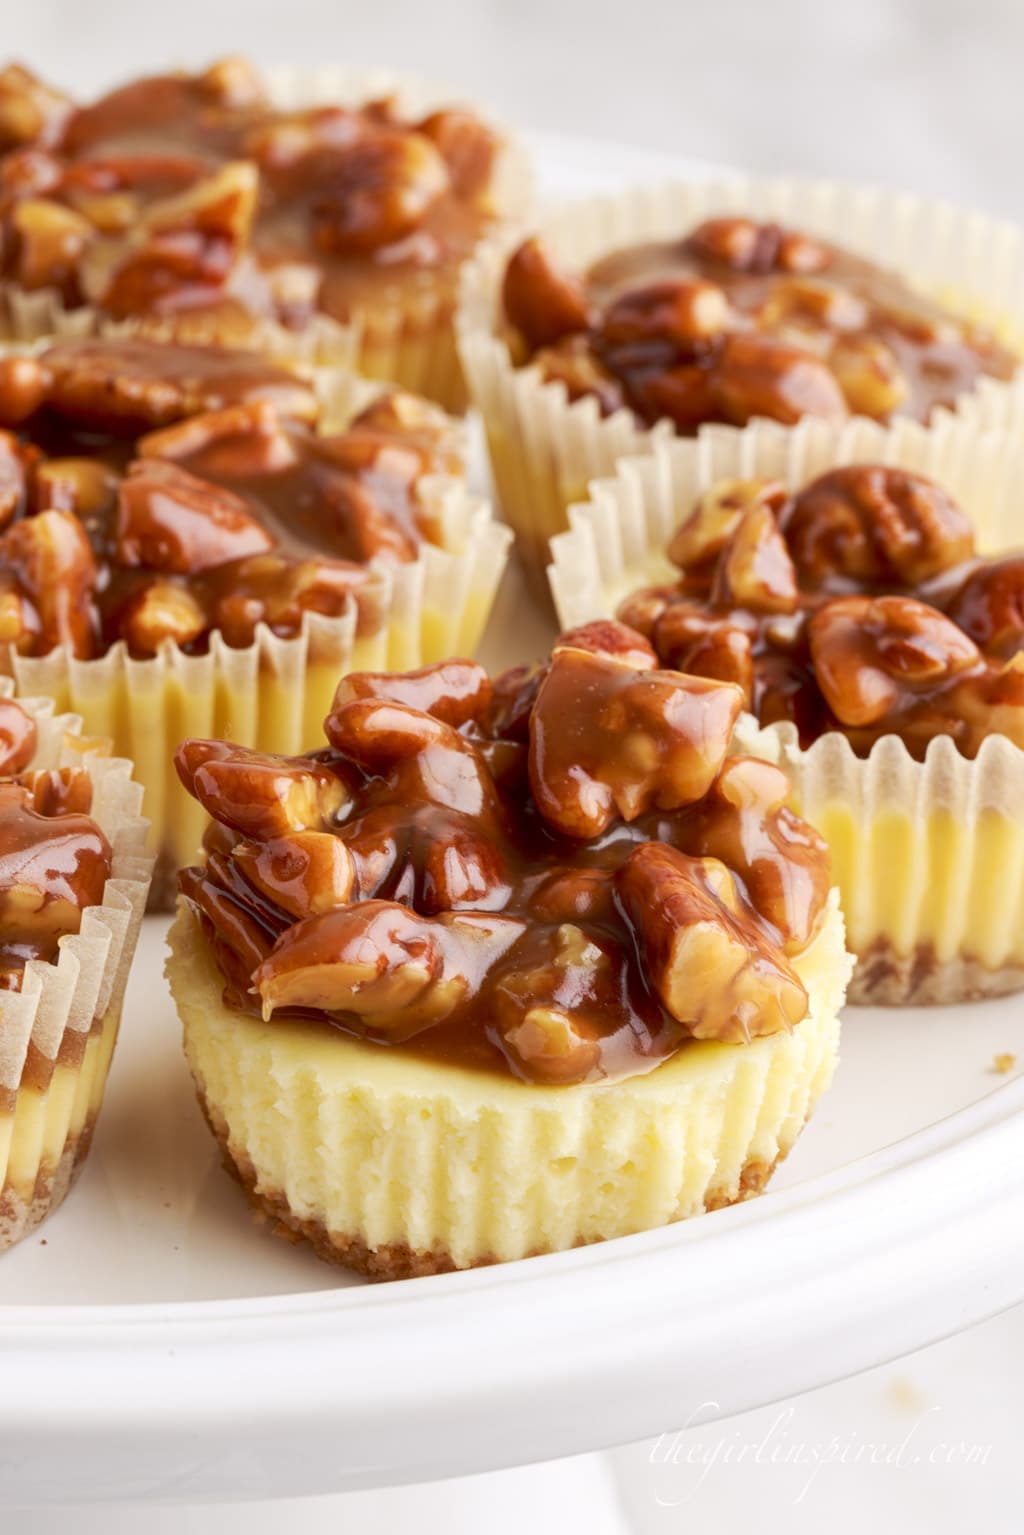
left=167, top=894, right=851, bottom=1277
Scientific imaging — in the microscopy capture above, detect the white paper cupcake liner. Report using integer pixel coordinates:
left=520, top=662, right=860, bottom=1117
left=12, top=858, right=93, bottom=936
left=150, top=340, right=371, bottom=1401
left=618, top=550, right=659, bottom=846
left=168, top=892, right=849, bottom=1275
left=458, top=176, right=1024, bottom=581
left=0, top=681, right=153, bottom=1250
left=548, top=411, right=1024, bottom=1005
left=0, top=68, right=535, bottom=412
left=0, top=351, right=512, bottom=907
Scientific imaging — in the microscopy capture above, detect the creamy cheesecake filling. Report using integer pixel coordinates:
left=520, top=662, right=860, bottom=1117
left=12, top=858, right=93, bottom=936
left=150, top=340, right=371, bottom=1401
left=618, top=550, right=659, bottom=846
left=169, top=891, right=850, bottom=1272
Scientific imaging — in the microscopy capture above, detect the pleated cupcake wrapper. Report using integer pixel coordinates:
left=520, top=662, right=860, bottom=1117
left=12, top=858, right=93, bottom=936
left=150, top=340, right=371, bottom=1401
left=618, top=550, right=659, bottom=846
left=0, top=69, right=535, bottom=413
left=0, top=681, right=154, bottom=1251
left=0, top=348, right=511, bottom=905
left=170, top=894, right=850, bottom=1274
left=0, top=286, right=360, bottom=370
left=548, top=413, right=1024, bottom=1004
left=457, top=175, right=1024, bottom=583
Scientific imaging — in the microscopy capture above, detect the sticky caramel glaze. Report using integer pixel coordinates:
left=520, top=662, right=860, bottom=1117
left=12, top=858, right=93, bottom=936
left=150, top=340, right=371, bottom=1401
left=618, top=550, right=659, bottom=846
left=618, top=465, right=1024, bottom=760
left=0, top=696, right=112, bottom=990
left=175, top=631, right=832, bottom=1086
left=503, top=218, right=1017, bottom=432
left=0, top=337, right=460, bottom=658
left=0, top=61, right=503, bottom=325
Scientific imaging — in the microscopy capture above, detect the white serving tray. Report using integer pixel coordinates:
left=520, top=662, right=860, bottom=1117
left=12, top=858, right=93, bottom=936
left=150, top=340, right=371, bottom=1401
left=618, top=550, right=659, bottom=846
left=0, top=133, right=1022, bottom=1507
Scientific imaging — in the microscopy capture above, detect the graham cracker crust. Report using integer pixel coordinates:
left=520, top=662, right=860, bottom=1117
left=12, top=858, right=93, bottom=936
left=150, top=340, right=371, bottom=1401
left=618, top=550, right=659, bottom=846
left=196, top=1083, right=790, bottom=1282
left=849, top=939, right=1024, bottom=1006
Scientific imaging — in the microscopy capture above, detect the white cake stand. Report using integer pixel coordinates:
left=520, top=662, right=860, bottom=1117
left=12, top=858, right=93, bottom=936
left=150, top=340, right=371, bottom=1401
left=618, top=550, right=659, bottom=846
left=1, top=133, right=1022, bottom=1512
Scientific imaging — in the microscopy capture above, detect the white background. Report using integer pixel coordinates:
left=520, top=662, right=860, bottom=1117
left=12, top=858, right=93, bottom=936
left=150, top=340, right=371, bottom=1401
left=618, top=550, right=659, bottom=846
left=4, top=2, right=1022, bottom=1529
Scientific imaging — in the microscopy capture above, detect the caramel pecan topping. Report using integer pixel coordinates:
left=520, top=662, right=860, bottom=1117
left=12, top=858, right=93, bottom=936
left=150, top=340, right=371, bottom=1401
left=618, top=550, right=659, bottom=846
left=503, top=216, right=1017, bottom=431
left=622, top=463, right=1024, bottom=759
left=0, top=60, right=505, bottom=334
left=0, top=336, right=461, bottom=659
left=0, top=700, right=112, bottom=990
left=177, top=630, right=832, bottom=1085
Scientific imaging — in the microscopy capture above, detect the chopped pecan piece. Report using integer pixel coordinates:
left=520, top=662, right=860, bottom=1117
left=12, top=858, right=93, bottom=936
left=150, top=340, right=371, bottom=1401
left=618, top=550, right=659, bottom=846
left=809, top=594, right=982, bottom=729
left=528, top=646, right=743, bottom=837
left=940, top=557, right=1024, bottom=662
left=667, top=478, right=786, bottom=572
left=600, top=278, right=731, bottom=350
left=231, top=830, right=355, bottom=919
left=688, top=217, right=832, bottom=276
left=489, top=922, right=616, bottom=1084
left=0, top=781, right=112, bottom=957
left=417, top=109, right=499, bottom=203
left=332, top=659, right=492, bottom=727
left=119, top=578, right=207, bottom=654
left=0, top=508, right=98, bottom=657
left=689, top=756, right=829, bottom=951
left=255, top=901, right=523, bottom=1039
left=710, top=332, right=849, bottom=427
left=0, top=64, right=72, bottom=151
left=176, top=739, right=353, bottom=839
left=554, top=619, right=657, bottom=670
left=711, top=503, right=799, bottom=615
left=311, top=129, right=449, bottom=254
left=7, top=197, right=93, bottom=292
left=616, top=842, right=808, bottom=1041
left=326, top=698, right=499, bottom=820
left=116, top=459, right=273, bottom=574
left=503, top=236, right=591, bottom=350
left=95, top=161, right=258, bottom=316
left=39, top=338, right=317, bottom=433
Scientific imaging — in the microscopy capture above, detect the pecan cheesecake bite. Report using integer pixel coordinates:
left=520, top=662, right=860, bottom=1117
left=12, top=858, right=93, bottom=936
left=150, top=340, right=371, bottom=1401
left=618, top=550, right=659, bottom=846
left=0, top=687, right=152, bottom=1250
left=166, top=622, right=852, bottom=1276
left=0, top=334, right=510, bottom=903
left=0, top=59, right=532, bottom=408
left=553, top=452, right=1024, bottom=1005
left=458, top=181, right=1024, bottom=577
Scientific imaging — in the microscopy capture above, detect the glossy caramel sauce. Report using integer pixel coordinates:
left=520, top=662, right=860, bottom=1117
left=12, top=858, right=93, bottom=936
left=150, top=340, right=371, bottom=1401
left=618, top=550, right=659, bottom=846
left=0, top=337, right=460, bottom=659
left=618, top=465, right=1024, bottom=759
left=176, top=631, right=830, bottom=1085
left=0, top=695, right=113, bottom=991
left=502, top=218, right=1018, bottom=431
left=0, top=61, right=503, bottom=330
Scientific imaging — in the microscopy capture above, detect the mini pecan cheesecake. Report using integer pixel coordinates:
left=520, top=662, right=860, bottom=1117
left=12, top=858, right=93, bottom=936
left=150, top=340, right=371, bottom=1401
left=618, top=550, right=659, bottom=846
left=552, top=450, right=1024, bottom=1004
left=457, top=180, right=1024, bottom=577
left=0, top=687, right=152, bottom=1249
left=0, top=58, right=531, bottom=409
left=166, top=621, right=852, bottom=1276
left=0, top=333, right=509, bottom=902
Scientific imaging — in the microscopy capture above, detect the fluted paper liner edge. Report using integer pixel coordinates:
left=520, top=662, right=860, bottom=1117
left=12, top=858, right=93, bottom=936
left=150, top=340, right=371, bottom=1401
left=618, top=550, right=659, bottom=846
left=458, top=174, right=1024, bottom=579
left=168, top=895, right=849, bottom=1272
